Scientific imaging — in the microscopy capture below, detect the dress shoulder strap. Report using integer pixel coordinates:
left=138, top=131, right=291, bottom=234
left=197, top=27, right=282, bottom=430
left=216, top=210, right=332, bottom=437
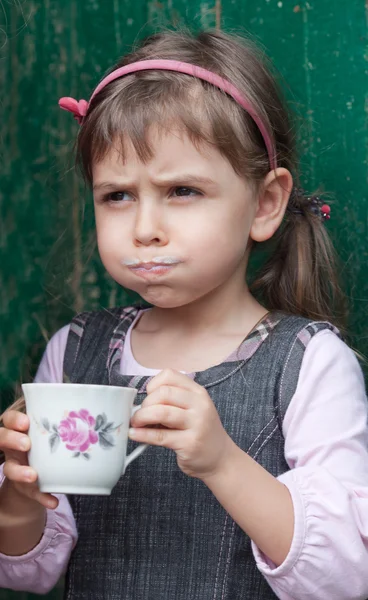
left=266, top=315, right=340, bottom=430
left=63, top=306, right=139, bottom=384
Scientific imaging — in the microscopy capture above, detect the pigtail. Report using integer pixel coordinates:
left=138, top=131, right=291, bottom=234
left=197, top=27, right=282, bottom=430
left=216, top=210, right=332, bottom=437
left=251, top=189, right=347, bottom=329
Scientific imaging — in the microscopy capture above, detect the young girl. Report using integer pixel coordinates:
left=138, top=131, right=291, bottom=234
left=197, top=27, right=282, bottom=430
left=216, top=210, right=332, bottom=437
left=0, top=29, right=367, bottom=600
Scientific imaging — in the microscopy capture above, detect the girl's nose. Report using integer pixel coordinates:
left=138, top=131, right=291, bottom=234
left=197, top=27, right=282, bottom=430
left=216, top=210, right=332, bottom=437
left=134, top=203, right=168, bottom=247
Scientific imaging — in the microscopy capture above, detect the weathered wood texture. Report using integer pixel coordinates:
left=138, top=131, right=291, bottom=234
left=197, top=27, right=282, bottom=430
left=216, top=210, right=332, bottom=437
left=0, top=1, right=367, bottom=594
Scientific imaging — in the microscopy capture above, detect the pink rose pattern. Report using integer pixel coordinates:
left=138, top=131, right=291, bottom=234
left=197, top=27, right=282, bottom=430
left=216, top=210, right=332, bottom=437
left=41, top=411, right=118, bottom=459
left=58, top=410, right=99, bottom=453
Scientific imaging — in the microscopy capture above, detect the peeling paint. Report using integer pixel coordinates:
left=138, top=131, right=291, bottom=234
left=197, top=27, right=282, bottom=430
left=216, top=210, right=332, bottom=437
left=113, top=0, right=122, bottom=50
left=301, top=2, right=315, bottom=185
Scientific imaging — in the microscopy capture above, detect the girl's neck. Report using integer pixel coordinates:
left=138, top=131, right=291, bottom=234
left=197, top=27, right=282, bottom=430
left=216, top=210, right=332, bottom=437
left=139, top=280, right=267, bottom=337
left=132, top=281, right=269, bottom=372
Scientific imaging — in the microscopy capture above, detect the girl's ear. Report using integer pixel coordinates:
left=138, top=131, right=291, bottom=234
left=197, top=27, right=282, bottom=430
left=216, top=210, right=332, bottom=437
left=250, top=168, right=293, bottom=243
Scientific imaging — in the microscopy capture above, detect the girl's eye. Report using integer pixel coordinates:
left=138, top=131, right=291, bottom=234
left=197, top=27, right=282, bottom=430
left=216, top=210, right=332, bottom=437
left=172, top=187, right=200, bottom=198
left=103, top=191, right=133, bottom=203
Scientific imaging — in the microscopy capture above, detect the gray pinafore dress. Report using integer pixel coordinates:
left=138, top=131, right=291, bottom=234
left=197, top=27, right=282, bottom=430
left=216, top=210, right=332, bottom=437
left=62, top=306, right=336, bottom=600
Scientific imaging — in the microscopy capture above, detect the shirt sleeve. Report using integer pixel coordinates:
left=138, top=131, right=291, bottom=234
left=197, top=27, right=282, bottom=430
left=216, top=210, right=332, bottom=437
left=251, top=329, right=368, bottom=600
left=0, top=325, right=78, bottom=594
left=33, top=324, right=70, bottom=383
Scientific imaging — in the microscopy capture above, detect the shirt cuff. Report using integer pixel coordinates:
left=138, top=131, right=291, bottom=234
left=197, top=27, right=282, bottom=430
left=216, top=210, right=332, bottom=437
left=0, top=504, right=60, bottom=563
left=0, top=469, right=73, bottom=564
left=251, top=469, right=307, bottom=577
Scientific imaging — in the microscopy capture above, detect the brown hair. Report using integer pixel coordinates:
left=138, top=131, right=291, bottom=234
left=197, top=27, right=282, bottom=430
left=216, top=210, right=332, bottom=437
left=0, top=29, right=347, bottom=424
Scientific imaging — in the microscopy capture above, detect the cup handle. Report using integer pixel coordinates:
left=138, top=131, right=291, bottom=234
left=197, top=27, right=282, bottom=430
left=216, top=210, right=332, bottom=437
left=124, top=405, right=147, bottom=472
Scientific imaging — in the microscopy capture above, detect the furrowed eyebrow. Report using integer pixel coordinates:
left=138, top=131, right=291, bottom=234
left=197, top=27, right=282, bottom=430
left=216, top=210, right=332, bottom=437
left=93, top=174, right=218, bottom=192
left=151, top=174, right=217, bottom=188
left=93, top=182, right=123, bottom=192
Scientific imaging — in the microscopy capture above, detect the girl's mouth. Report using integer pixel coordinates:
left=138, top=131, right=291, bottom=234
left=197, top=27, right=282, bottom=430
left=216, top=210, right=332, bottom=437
left=123, top=256, right=181, bottom=279
left=128, top=262, right=180, bottom=279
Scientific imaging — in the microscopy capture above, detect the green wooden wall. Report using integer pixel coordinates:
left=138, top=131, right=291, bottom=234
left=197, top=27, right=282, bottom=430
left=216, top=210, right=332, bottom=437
left=0, top=0, right=367, bottom=597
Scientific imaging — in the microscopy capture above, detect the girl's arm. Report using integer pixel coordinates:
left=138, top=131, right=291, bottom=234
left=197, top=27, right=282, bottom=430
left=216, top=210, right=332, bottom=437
left=0, top=467, right=77, bottom=594
left=0, top=326, right=77, bottom=593
left=204, top=330, right=368, bottom=599
left=0, top=461, right=49, bottom=556
left=249, top=330, right=368, bottom=600
left=130, top=330, right=368, bottom=600
left=131, top=370, right=295, bottom=564
left=202, top=442, right=294, bottom=566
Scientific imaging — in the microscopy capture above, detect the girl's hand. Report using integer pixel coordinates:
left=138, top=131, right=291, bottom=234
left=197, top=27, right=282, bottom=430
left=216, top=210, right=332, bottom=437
left=129, top=369, right=236, bottom=480
left=0, top=410, right=58, bottom=509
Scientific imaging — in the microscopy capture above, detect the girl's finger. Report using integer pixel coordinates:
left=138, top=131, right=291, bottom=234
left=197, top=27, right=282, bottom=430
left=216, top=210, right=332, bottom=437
left=143, top=385, right=191, bottom=409
left=146, top=369, right=196, bottom=394
left=2, top=410, right=29, bottom=432
left=2, top=447, right=29, bottom=467
left=131, top=404, right=188, bottom=430
left=0, top=428, right=30, bottom=453
left=129, top=425, right=183, bottom=449
left=3, top=458, right=37, bottom=484
left=3, top=461, right=59, bottom=510
left=21, top=486, right=59, bottom=510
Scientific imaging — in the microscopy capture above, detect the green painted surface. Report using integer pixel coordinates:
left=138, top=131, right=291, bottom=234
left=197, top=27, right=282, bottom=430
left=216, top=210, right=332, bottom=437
left=0, top=0, right=367, bottom=597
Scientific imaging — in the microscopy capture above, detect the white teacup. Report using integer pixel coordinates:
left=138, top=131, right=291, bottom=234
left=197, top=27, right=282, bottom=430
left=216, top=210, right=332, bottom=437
left=22, top=383, right=147, bottom=495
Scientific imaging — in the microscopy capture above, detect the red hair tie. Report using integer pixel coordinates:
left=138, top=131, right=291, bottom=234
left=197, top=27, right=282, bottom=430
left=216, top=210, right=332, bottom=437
left=321, top=204, right=331, bottom=221
left=59, top=98, right=88, bottom=125
left=288, top=189, right=332, bottom=222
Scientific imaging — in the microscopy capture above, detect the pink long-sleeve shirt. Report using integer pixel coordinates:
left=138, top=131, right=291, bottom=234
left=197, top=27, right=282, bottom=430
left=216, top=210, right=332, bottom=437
left=1, top=315, right=368, bottom=599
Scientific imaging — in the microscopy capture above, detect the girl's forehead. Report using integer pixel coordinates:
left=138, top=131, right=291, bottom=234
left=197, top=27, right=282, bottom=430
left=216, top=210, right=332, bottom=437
left=91, top=126, right=251, bottom=197
left=93, top=126, right=227, bottom=175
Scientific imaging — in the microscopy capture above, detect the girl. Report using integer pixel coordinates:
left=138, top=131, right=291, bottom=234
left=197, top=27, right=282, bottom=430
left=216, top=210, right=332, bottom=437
left=0, top=29, right=367, bottom=600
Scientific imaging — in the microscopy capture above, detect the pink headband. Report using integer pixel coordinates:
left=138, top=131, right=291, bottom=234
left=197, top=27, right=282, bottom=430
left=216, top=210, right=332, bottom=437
left=59, top=59, right=277, bottom=170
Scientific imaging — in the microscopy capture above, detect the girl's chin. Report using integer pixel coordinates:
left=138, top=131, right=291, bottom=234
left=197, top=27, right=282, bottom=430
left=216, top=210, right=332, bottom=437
left=137, top=287, right=201, bottom=310
left=139, top=293, right=190, bottom=309
left=112, top=274, right=212, bottom=309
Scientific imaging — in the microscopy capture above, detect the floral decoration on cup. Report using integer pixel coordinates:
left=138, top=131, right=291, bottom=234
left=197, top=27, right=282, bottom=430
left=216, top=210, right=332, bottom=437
left=40, top=410, right=121, bottom=460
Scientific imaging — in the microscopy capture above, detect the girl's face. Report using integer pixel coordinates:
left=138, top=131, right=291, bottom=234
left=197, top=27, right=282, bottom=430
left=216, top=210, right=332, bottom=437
left=92, top=127, right=258, bottom=308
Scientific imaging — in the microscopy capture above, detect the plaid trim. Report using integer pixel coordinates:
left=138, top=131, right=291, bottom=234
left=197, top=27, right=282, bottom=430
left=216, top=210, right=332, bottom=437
left=104, top=309, right=287, bottom=393
left=127, top=375, right=150, bottom=392
left=64, top=311, right=95, bottom=383
left=105, top=309, right=285, bottom=387
left=297, top=321, right=340, bottom=347
left=69, top=322, right=84, bottom=338
left=107, top=306, right=140, bottom=380
left=106, top=309, right=284, bottom=380
left=78, top=307, right=339, bottom=393
left=69, top=312, right=90, bottom=337
left=226, top=312, right=283, bottom=363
